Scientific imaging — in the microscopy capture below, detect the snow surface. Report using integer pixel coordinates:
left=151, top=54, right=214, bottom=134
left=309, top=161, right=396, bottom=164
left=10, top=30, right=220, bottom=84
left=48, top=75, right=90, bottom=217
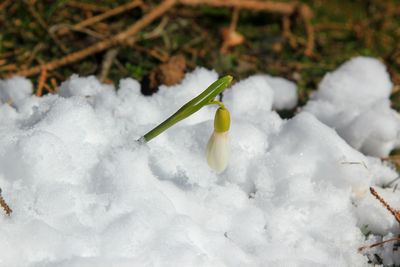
left=304, top=57, right=400, bottom=157
left=0, top=57, right=399, bottom=266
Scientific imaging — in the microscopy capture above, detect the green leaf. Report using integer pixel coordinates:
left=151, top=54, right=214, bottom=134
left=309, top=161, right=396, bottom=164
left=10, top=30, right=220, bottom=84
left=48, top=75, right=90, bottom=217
left=142, top=75, right=233, bottom=142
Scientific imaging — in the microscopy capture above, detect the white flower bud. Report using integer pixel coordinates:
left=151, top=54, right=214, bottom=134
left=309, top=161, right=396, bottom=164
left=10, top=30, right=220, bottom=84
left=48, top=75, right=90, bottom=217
left=206, top=131, right=230, bottom=173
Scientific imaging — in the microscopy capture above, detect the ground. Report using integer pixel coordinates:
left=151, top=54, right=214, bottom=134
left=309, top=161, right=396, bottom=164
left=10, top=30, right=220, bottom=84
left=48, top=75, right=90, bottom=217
left=1, top=0, right=399, bottom=106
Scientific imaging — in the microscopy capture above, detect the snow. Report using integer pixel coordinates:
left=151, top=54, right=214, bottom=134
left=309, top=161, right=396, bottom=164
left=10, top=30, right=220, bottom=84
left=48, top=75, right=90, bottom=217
left=0, top=57, right=399, bottom=266
left=265, top=75, right=298, bottom=110
left=304, top=57, right=400, bottom=157
left=0, top=76, right=33, bottom=106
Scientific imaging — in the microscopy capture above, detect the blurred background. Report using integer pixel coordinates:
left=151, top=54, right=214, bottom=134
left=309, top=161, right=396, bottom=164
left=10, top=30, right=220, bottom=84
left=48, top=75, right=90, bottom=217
left=0, top=0, right=399, bottom=108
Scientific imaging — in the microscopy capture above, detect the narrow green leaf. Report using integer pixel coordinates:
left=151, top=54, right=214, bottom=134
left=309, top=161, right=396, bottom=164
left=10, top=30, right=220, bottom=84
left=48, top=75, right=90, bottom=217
left=142, top=75, right=233, bottom=142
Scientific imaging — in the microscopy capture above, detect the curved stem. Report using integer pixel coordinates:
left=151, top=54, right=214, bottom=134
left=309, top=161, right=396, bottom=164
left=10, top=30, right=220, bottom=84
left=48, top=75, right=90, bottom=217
left=141, top=75, right=233, bottom=142
left=208, top=100, right=225, bottom=108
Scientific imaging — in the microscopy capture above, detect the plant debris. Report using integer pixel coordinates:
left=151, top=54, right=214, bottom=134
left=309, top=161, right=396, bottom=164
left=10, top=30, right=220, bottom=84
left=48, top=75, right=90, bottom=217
left=0, top=188, right=12, bottom=216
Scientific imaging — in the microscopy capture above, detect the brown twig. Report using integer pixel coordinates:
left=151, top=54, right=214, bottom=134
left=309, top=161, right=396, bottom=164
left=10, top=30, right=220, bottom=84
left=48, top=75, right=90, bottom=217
left=298, top=4, right=314, bottom=56
left=23, top=43, right=46, bottom=70
left=43, top=83, right=55, bottom=93
left=50, top=24, right=106, bottom=40
left=57, top=0, right=143, bottom=36
left=358, top=237, right=400, bottom=252
left=0, top=188, right=12, bottom=216
left=370, top=187, right=400, bottom=224
left=36, top=66, right=47, bottom=97
left=179, top=0, right=296, bottom=14
left=140, top=16, right=170, bottom=40
left=98, top=48, right=119, bottom=83
left=66, top=1, right=109, bottom=12
left=0, top=64, right=17, bottom=72
left=220, top=7, right=244, bottom=53
left=16, top=0, right=177, bottom=77
left=50, top=78, right=59, bottom=92
left=229, top=6, right=240, bottom=32
left=282, top=16, right=297, bottom=49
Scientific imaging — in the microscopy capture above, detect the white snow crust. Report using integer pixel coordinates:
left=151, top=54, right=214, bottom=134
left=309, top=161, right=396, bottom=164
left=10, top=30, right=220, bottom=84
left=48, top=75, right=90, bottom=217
left=0, top=57, right=399, bottom=266
left=304, top=57, right=400, bottom=157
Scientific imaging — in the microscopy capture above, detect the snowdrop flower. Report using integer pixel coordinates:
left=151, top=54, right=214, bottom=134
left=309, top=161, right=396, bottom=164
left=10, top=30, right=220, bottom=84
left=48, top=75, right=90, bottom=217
left=141, top=75, right=233, bottom=142
left=206, top=106, right=231, bottom=173
left=139, top=76, right=233, bottom=172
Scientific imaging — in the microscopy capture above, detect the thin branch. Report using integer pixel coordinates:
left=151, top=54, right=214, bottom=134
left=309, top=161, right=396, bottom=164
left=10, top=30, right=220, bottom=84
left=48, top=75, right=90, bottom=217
left=358, top=237, right=400, bottom=252
left=23, top=43, right=46, bottom=70
left=98, top=48, right=119, bottom=83
left=50, top=78, right=59, bottom=92
left=57, top=0, right=143, bottom=36
left=370, top=187, right=400, bottom=224
left=229, top=7, right=240, bottom=32
left=179, top=0, right=296, bottom=14
left=43, top=83, right=54, bottom=93
left=282, top=16, right=297, bottom=49
left=298, top=4, right=314, bottom=56
left=36, top=66, right=47, bottom=97
left=141, top=16, right=170, bottom=40
left=66, top=1, right=109, bottom=13
left=383, top=176, right=400, bottom=188
left=221, top=7, right=244, bottom=53
left=0, top=188, right=12, bottom=216
left=50, top=24, right=106, bottom=39
left=0, top=64, right=17, bottom=72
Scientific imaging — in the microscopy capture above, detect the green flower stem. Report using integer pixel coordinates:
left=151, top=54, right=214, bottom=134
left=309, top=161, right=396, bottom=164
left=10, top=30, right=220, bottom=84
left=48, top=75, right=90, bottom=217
left=141, top=75, right=233, bottom=142
left=208, top=100, right=225, bottom=108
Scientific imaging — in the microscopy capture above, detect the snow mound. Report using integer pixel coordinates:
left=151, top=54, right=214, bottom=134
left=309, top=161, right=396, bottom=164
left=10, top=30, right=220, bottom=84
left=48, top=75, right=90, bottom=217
left=0, top=76, right=33, bottom=106
left=0, top=59, right=399, bottom=266
left=304, top=56, right=400, bottom=157
left=265, top=75, right=298, bottom=110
